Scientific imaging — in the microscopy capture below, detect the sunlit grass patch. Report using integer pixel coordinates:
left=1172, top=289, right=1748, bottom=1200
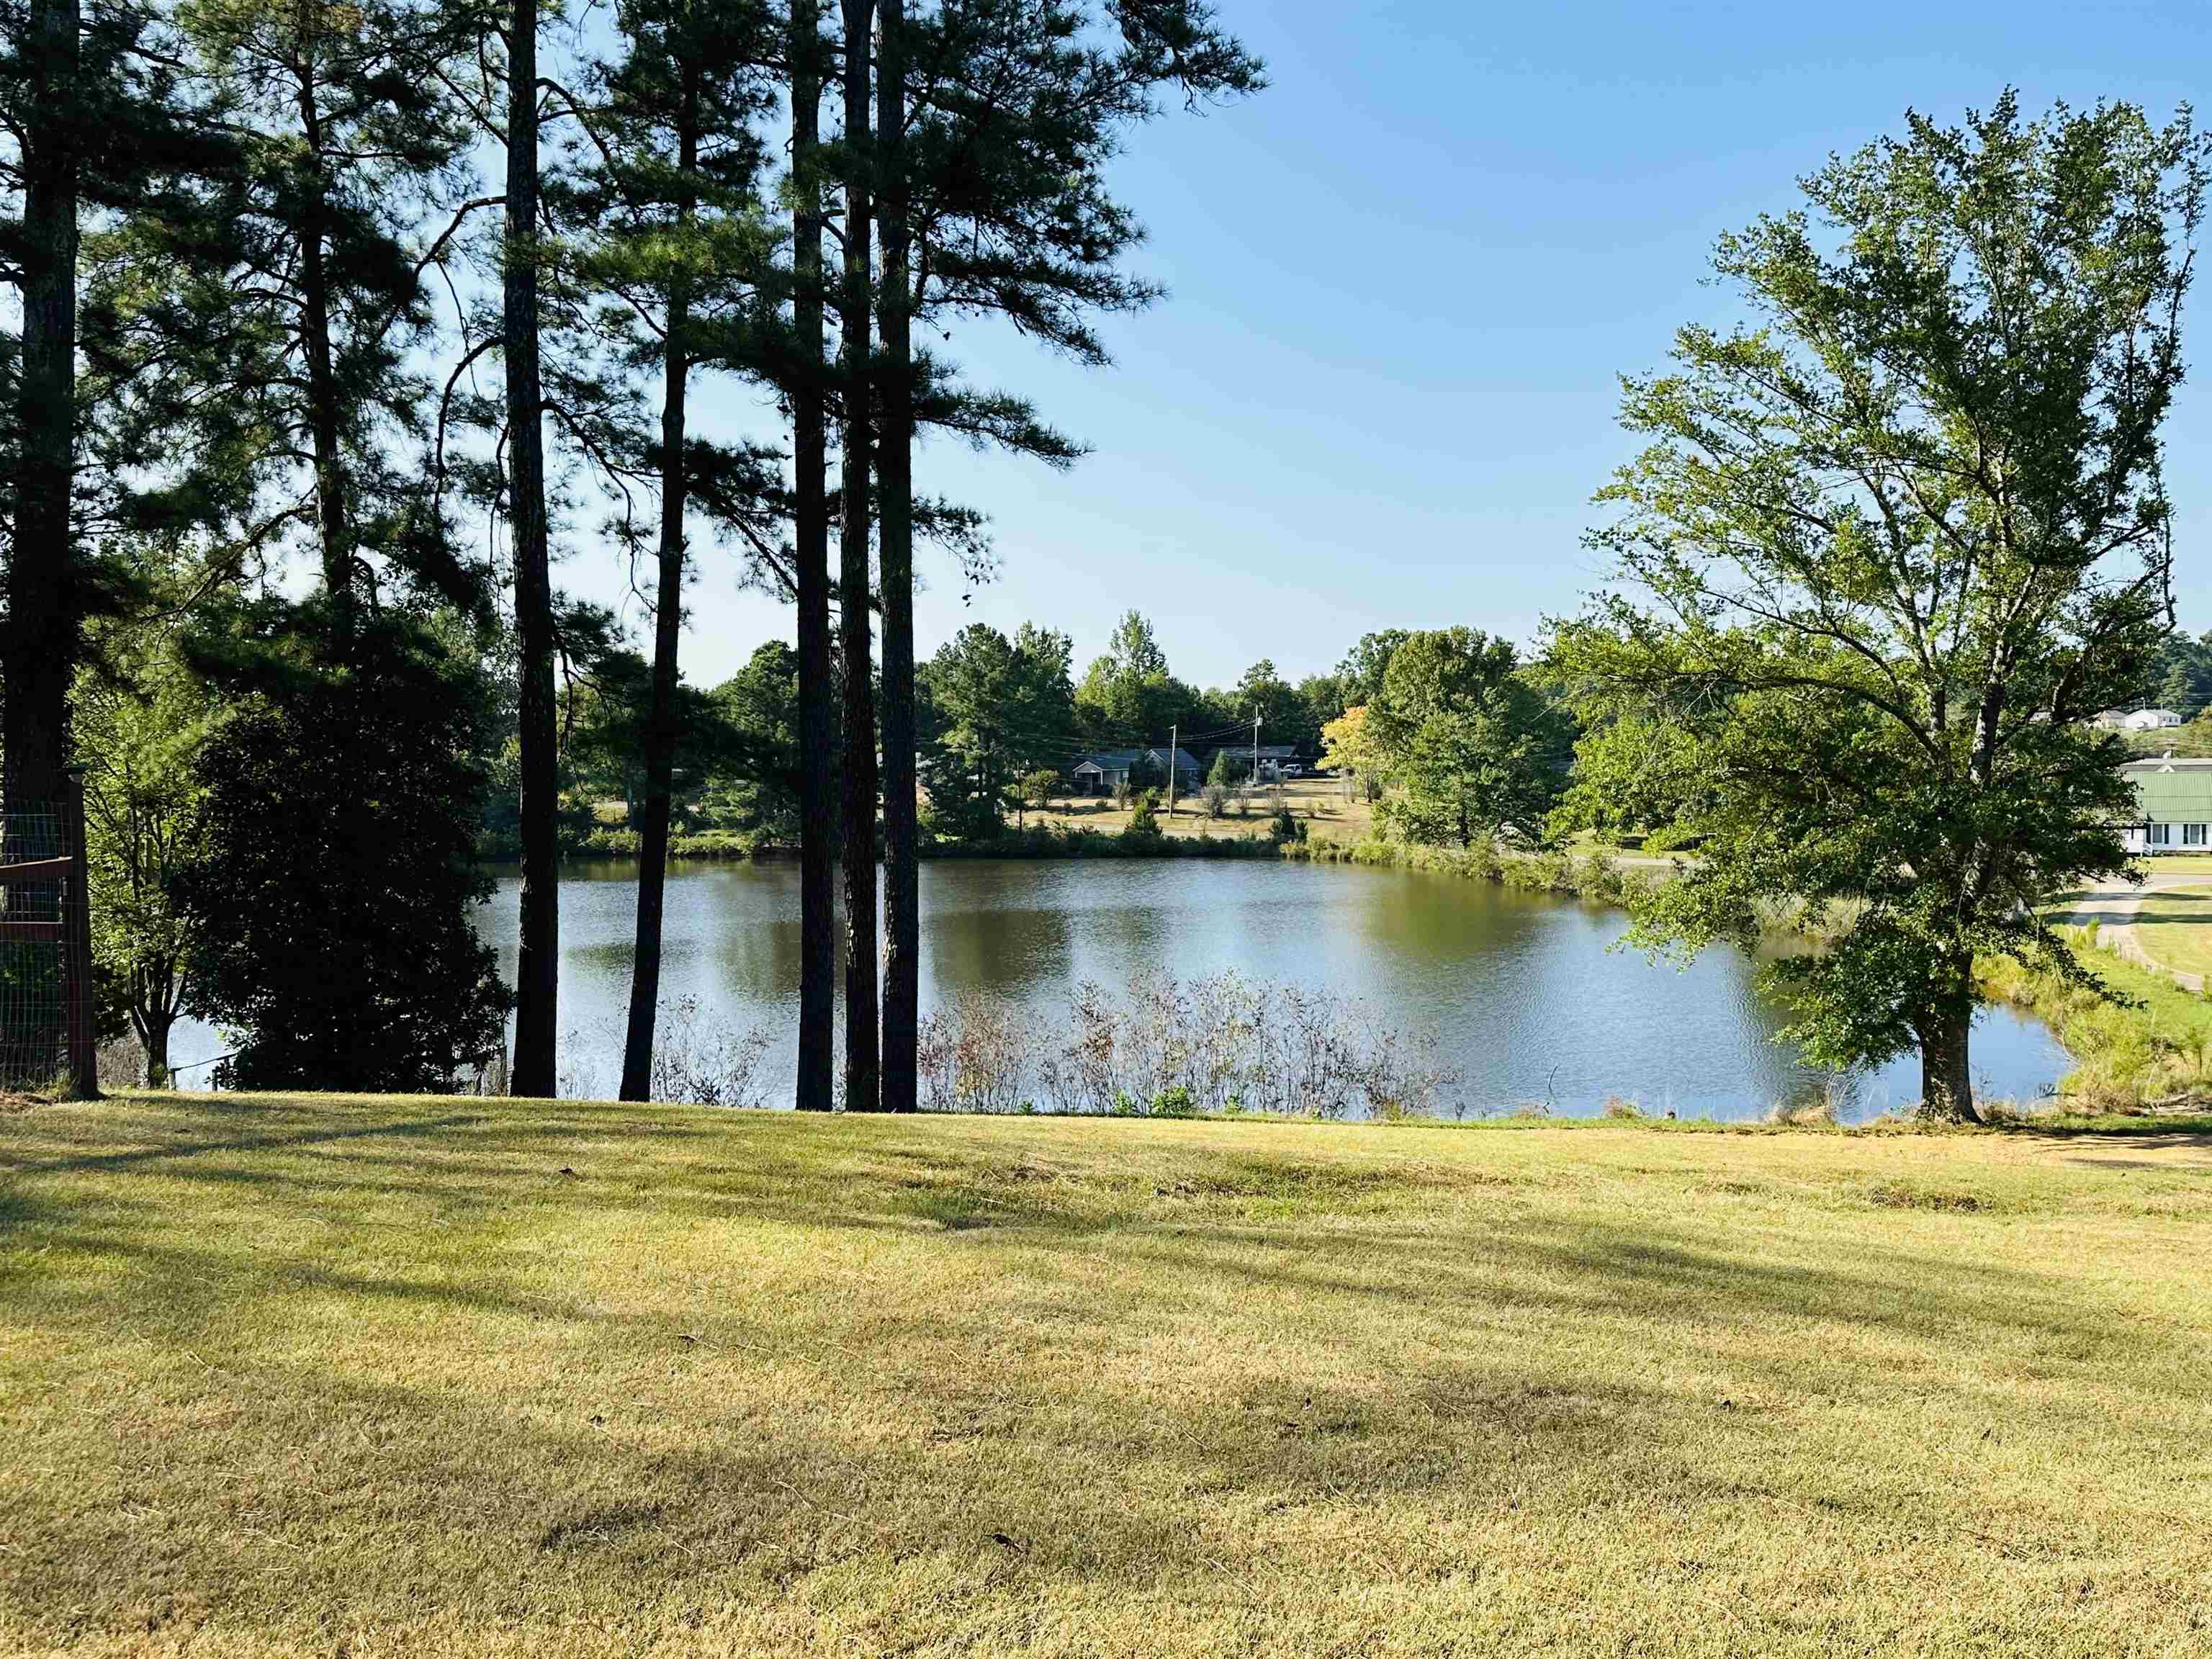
left=3, top=1094, right=2210, bottom=1655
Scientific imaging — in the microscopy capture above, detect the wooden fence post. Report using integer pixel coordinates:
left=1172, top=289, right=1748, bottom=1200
left=61, top=765, right=99, bottom=1100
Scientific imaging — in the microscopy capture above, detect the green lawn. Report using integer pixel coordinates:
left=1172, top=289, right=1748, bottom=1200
left=5, top=1094, right=2211, bottom=1656
left=2128, top=883, right=2212, bottom=981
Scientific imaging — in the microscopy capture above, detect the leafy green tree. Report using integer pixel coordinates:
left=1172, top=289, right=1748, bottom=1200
left=1365, top=629, right=1563, bottom=849
left=178, top=606, right=510, bottom=1091
left=2147, top=632, right=2212, bottom=720
left=698, top=640, right=814, bottom=843
left=1233, top=657, right=1316, bottom=753
left=73, top=624, right=215, bottom=1084
left=1333, top=629, right=1411, bottom=711
left=917, top=621, right=1077, bottom=840
left=1548, top=95, right=2203, bottom=1121
left=1015, top=768, right=1058, bottom=827
left=155, top=0, right=485, bottom=621
left=1076, top=610, right=1182, bottom=740
left=557, top=647, right=750, bottom=822
left=1296, top=670, right=1346, bottom=731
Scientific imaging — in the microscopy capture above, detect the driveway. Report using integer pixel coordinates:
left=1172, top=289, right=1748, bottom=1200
left=2053, top=867, right=2212, bottom=992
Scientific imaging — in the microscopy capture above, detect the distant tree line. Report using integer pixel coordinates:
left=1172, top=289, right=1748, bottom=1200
left=570, top=608, right=1570, bottom=854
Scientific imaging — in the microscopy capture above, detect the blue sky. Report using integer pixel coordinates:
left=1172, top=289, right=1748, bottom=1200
left=593, top=0, right=2212, bottom=692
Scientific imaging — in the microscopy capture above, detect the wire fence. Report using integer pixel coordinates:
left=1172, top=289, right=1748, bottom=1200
left=1, top=793, right=96, bottom=1097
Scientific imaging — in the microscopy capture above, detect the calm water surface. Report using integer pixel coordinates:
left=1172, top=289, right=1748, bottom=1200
left=421, top=858, right=2066, bottom=1122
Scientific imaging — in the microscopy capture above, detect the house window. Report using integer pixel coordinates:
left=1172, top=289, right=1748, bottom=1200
left=2152, top=822, right=2173, bottom=847
left=2189, top=824, right=2208, bottom=848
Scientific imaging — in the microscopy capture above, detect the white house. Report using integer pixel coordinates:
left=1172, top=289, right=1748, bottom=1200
left=2122, top=755, right=2212, bottom=853
left=2093, top=708, right=2184, bottom=731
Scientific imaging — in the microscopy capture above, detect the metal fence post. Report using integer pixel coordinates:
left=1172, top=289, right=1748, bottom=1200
left=61, top=765, right=99, bottom=1100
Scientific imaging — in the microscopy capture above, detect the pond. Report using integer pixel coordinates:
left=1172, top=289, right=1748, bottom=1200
left=394, top=858, right=2066, bottom=1123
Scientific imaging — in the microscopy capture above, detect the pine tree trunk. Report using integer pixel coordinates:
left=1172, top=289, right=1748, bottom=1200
left=3, top=0, right=81, bottom=817
left=1918, top=981, right=1979, bottom=1123
left=618, top=84, right=698, bottom=1105
left=791, top=0, right=837, bottom=1113
left=505, top=0, right=559, bottom=1098
left=292, top=61, right=354, bottom=621
left=837, top=0, right=879, bottom=1112
left=876, top=0, right=917, bottom=1113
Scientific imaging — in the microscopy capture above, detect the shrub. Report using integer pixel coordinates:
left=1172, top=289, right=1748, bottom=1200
left=649, top=997, right=773, bottom=1107
left=914, top=970, right=1462, bottom=1119
left=180, top=611, right=510, bottom=1093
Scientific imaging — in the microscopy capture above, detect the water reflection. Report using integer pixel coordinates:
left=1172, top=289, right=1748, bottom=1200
left=163, top=856, right=2070, bottom=1120
left=508, top=859, right=2069, bottom=1120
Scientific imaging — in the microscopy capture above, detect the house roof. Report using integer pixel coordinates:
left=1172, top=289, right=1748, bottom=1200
left=1074, top=747, right=1200, bottom=773
left=2125, top=759, right=2212, bottom=819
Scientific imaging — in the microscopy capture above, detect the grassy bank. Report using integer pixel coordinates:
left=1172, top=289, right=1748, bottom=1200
left=922, top=823, right=1663, bottom=906
left=6, top=1094, right=2211, bottom=1655
left=1280, top=833, right=1665, bottom=902
left=2126, top=884, right=2212, bottom=980
left=1979, top=929, right=2212, bottom=1110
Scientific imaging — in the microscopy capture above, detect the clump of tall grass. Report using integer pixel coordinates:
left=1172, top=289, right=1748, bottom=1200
left=562, top=997, right=774, bottom=1107
left=649, top=997, right=773, bottom=1108
left=914, top=969, right=1462, bottom=1119
left=1976, top=931, right=2208, bottom=1112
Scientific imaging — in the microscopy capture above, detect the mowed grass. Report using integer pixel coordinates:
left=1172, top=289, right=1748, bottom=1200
left=1026, top=775, right=1375, bottom=842
left=4, top=1097, right=2211, bottom=1656
left=2127, top=884, right=2212, bottom=981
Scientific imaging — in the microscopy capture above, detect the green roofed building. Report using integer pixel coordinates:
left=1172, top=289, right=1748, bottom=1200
left=2121, top=757, right=2212, bottom=853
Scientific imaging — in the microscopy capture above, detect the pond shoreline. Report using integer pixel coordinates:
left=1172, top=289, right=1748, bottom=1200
left=505, top=829, right=1674, bottom=908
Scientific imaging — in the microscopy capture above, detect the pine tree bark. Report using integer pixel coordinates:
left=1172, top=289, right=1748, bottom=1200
left=791, top=0, right=837, bottom=1112
left=836, top=0, right=879, bottom=1112
left=875, top=0, right=917, bottom=1112
left=3, top=0, right=82, bottom=816
left=292, top=55, right=354, bottom=624
left=505, top=0, right=559, bottom=1098
left=618, top=70, right=700, bottom=1105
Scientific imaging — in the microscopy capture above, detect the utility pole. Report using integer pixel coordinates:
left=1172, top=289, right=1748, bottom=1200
left=1166, top=723, right=1177, bottom=816
left=1251, top=709, right=1261, bottom=788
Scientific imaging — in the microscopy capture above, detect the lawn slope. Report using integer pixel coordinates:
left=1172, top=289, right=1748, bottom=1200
left=3, top=1095, right=2210, bottom=1657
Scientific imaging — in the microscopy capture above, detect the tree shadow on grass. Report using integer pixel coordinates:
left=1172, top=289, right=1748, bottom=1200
left=6, top=1111, right=2209, bottom=1648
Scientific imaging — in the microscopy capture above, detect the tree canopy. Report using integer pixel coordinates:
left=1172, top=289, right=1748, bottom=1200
left=1547, top=94, right=2206, bottom=1120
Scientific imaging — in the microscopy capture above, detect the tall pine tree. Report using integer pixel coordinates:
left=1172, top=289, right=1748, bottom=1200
left=834, top=0, right=878, bottom=1110
left=866, top=0, right=1262, bottom=1109
left=787, top=0, right=837, bottom=1112
left=504, top=0, right=559, bottom=1097
left=562, top=0, right=784, bottom=1100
